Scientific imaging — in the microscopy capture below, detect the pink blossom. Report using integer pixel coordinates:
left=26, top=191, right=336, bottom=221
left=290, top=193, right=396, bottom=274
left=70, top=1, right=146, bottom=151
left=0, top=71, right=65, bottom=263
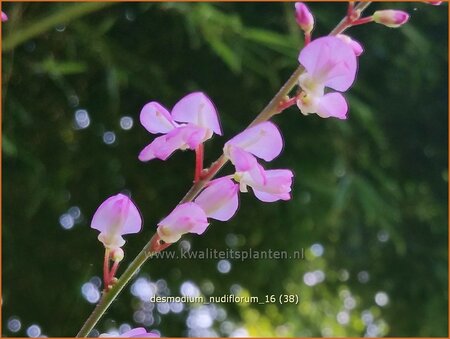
left=236, top=164, right=294, bottom=202
left=139, top=92, right=221, bottom=161
left=195, top=178, right=239, bottom=221
left=426, top=1, right=442, bottom=4
left=224, top=121, right=283, bottom=172
left=294, top=2, right=314, bottom=34
left=1, top=11, right=7, bottom=22
left=372, top=10, right=409, bottom=28
left=336, top=34, right=364, bottom=56
left=100, top=327, right=159, bottom=338
left=157, top=202, right=209, bottom=243
left=297, top=36, right=357, bottom=119
left=91, top=194, right=142, bottom=250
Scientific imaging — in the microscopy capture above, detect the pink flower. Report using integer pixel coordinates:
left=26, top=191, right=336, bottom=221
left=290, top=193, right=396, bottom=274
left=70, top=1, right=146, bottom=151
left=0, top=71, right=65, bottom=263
left=195, top=178, right=239, bottom=221
left=295, top=2, right=314, bottom=34
left=91, top=194, right=142, bottom=250
left=223, top=122, right=293, bottom=202
left=1, top=11, right=7, bottom=22
left=139, top=92, right=221, bottom=161
left=372, top=10, right=409, bottom=28
left=100, top=327, right=159, bottom=338
left=237, top=164, right=294, bottom=202
left=224, top=121, right=283, bottom=173
left=426, top=1, right=442, bottom=4
left=297, top=36, right=357, bottom=119
left=336, top=34, right=364, bottom=56
left=157, top=202, right=209, bottom=243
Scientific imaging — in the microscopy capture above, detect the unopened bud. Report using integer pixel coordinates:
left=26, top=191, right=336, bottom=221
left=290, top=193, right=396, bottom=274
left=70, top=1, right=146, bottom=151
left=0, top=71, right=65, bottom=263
left=372, top=10, right=409, bottom=28
left=295, top=2, right=314, bottom=34
left=426, top=1, right=442, bottom=5
left=1, top=11, right=7, bottom=22
left=111, top=248, right=124, bottom=262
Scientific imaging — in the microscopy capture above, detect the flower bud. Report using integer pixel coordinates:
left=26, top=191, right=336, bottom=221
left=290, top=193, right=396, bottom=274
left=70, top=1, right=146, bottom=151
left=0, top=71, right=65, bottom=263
left=426, top=1, right=442, bottom=5
left=372, top=10, right=409, bottom=28
left=1, top=11, right=8, bottom=22
left=294, top=2, right=314, bottom=34
left=111, top=248, right=124, bottom=262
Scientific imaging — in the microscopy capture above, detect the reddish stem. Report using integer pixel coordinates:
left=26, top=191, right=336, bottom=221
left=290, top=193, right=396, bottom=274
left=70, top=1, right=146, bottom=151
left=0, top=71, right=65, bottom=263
left=108, top=260, right=120, bottom=283
left=148, top=233, right=172, bottom=253
left=277, top=96, right=299, bottom=112
left=194, top=144, right=204, bottom=183
left=347, top=2, right=355, bottom=18
left=351, top=16, right=374, bottom=26
left=304, top=32, right=311, bottom=46
left=103, top=249, right=110, bottom=290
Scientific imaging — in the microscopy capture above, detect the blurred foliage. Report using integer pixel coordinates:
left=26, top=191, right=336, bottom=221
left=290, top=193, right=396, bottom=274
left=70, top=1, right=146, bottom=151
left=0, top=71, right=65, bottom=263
left=1, top=2, right=448, bottom=337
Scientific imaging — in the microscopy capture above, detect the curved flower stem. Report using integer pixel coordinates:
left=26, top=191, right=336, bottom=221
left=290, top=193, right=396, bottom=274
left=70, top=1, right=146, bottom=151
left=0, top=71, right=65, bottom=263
left=77, top=241, right=154, bottom=337
left=102, top=249, right=110, bottom=290
left=108, top=260, right=120, bottom=284
left=76, top=2, right=371, bottom=336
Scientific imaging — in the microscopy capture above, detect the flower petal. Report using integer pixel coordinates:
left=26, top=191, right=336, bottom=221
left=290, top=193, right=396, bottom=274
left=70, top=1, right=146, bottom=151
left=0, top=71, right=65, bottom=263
left=298, top=36, right=357, bottom=92
left=224, top=122, right=283, bottom=162
left=119, top=328, right=159, bottom=338
left=140, top=102, right=176, bottom=134
left=195, top=178, right=239, bottom=221
left=139, top=125, right=208, bottom=162
left=336, top=34, right=364, bottom=56
left=171, top=92, right=222, bottom=135
left=138, top=135, right=172, bottom=161
left=91, top=194, right=142, bottom=248
left=316, top=92, right=348, bottom=119
left=250, top=169, right=294, bottom=202
left=226, top=145, right=258, bottom=172
left=157, top=202, right=209, bottom=243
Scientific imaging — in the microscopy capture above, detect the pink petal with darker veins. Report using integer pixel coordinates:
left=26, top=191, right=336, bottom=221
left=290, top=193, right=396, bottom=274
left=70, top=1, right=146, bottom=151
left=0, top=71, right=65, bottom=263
left=225, top=122, right=283, bottom=162
left=140, top=101, right=176, bottom=134
left=91, top=193, right=142, bottom=235
left=171, top=92, right=222, bottom=135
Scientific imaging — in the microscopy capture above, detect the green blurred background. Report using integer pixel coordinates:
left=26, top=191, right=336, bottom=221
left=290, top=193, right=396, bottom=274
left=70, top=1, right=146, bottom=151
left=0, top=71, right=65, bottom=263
left=1, top=2, right=448, bottom=337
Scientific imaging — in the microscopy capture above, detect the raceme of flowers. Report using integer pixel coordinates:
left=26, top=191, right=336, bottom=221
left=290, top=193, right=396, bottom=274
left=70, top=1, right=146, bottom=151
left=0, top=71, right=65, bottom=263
left=89, top=2, right=416, bottom=251
left=86, top=1, right=422, bottom=280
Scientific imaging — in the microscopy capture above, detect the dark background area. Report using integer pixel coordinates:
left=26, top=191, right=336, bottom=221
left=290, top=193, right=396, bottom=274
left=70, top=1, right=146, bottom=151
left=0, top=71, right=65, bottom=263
left=1, top=2, right=448, bottom=337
